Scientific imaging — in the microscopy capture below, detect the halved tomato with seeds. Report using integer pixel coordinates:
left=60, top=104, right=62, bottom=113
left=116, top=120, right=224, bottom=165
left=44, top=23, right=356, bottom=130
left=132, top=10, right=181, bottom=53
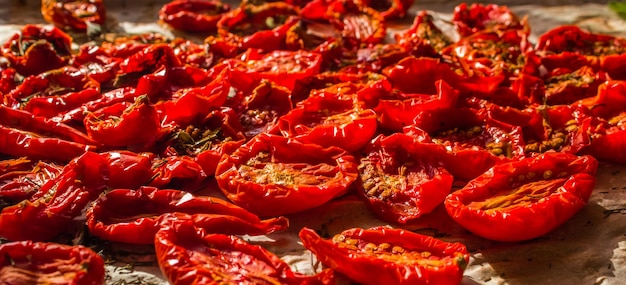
left=444, top=152, right=597, bottom=241
left=278, top=87, right=377, bottom=153
left=299, top=226, right=469, bottom=285
left=155, top=221, right=334, bottom=285
left=405, top=106, right=525, bottom=181
left=215, top=132, right=358, bottom=216
left=158, top=0, right=231, bottom=33
left=357, top=133, right=453, bottom=224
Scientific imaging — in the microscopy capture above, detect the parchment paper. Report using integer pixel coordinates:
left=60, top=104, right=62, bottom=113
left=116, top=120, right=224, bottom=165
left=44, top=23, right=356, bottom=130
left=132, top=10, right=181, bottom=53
left=2, top=1, right=625, bottom=284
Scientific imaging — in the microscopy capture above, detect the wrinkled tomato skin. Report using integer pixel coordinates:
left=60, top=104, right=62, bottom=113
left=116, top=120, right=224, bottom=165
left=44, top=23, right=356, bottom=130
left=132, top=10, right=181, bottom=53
left=452, top=3, right=523, bottom=36
left=299, top=227, right=469, bottom=285
left=445, top=152, right=597, bottom=242
left=0, top=126, right=94, bottom=163
left=404, top=106, right=525, bottom=182
left=278, top=92, right=377, bottom=153
left=1, top=25, right=72, bottom=76
left=159, top=0, right=231, bottom=33
left=97, top=150, right=155, bottom=189
left=155, top=221, right=334, bottom=285
left=41, top=0, right=106, bottom=31
left=86, top=186, right=288, bottom=244
left=224, top=49, right=323, bottom=90
left=573, top=80, right=626, bottom=119
left=357, top=133, right=453, bottom=224
left=0, top=241, right=105, bottom=285
left=0, top=153, right=102, bottom=242
left=215, top=133, right=358, bottom=216
left=147, top=155, right=208, bottom=192
left=375, top=80, right=459, bottom=132
left=574, top=114, right=626, bottom=164
left=84, top=96, right=164, bottom=149
left=0, top=159, right=62, bottom=203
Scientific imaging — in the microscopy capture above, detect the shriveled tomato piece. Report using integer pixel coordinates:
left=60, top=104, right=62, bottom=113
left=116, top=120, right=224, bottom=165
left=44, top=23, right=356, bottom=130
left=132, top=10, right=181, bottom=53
left=516, top=104, right=590, bottom=156
left=217, top=2, right=300, bottom=52
left=278, top=87, right=377, bottom=153
left=330, top=0, right=387, bottom=48
left=375, top=80, right=459, bottom=132
left=452, top=3, right=524, bottom=36
left=536, top=25, right=626, bottom=56
left=300, top=227, right=469, bottom=285
left=522, top=53, right=606, bottom=105
left=573, top=80, right=626, bottom=119
left=159, top=0, right=231, bottom=33
left=440, top=28, right=531, bottom=86
left=86, top=186, right=288, bottom=244
left=445, top=152, right=597, bottom=241
left=72, top=44, right=121, bottom=85
left=574, top=112, right=626, bottom=164
left=338, top=43, right=411, bottom=74
left=224, top=49, right=322, bottom=90
left=215, top=133, right=358, bottom=216
left=355, top=0, right=414, bottom=20
left=161, top=107, right=246, bottom=176
left=41, top=0, right=106, bottom=32
left=405, top=106, right=525, bottom=181
left=0, top=241, right=105, bottom=285
left=357, top=133, right=453, bottom=223
left=1, top=25, right=72, bottom=76
left=6, top=66, right=101, bottom=118
left=383, top=56, right=504, bottom=103
left=84, top=95, right=164, bottom=150
left=236, top=80, right=294, bottom=138
left=0, top=158, right=62, bottom=204
left=395, top=10, right=453, bottom=57
left=155, top=221, right=334, bottom=285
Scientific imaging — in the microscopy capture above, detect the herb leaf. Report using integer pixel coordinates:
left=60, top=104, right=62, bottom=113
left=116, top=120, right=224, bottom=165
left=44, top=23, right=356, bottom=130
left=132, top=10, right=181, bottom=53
left=609, top=1, right=626, bottom=20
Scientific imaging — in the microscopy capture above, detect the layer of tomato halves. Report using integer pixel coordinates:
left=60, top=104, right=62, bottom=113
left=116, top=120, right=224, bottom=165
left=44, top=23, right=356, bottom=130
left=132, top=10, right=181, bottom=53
left=86, top=186, right=288, bottom=244
left=0, top=241, right=105, bottom=285
left=155, top=220, right=334, bottom=285
left=215, top=132, right=359, bottom=216
left=299, top=227, right=469, bottom=285
left=357, top=133, right=454, bottom=224
left=444, top=152, right=598, bottom=242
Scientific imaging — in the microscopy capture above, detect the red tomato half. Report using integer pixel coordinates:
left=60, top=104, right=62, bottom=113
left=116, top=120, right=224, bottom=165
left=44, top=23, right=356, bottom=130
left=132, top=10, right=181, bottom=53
left=159, top=0, right=231, bottom=33
left=224, top=49, right=323, bottom=90
left=300, top=227, right=469, bottom=285
left=215, top=132, right=358, bottom=216
left=41, top=0, right=106, bottom=32
left=445, top=152, right=597, bottom=241
left=86, top=186, right=288, bottom=244
left=0, top=241, right=105, bottom=285
left=278, top=89, right=377, bottom=153
left=84, top=95, right=163, bottom=149
left=155, top=221, right=334, bottom=285
left=358, top=133, right=453, bottom=224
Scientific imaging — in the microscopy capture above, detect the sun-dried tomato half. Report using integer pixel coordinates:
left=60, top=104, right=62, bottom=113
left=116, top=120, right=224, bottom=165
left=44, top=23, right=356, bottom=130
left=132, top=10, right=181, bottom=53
left=357, top=133, right=453, bottom=223
left=300, top=226, right=469, bottom=285
left=445, top=152, right=597, bottom=241
left=159, top=0, right=231, bottom=33
left=215, top=132, right=358, bottom=216
left=41, top=0, right=106, bottom=32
